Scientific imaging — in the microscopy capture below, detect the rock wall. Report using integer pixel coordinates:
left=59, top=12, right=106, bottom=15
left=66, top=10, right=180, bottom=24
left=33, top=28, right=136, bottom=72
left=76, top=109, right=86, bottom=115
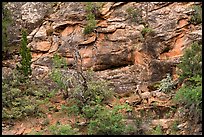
left=3, top=2, right=202, bottom=94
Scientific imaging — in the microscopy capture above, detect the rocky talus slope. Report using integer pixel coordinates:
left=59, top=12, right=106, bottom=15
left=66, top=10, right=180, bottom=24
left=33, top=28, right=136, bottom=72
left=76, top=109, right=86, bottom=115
left=2, top=2, right=202, bottom=135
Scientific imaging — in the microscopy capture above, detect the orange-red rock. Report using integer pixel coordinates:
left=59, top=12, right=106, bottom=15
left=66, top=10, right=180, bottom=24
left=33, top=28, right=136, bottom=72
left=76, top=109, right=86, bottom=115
left=31, top=52, right=43, bottom=62
left=79, top=47, right=93, bottom=58
left=48, top=43, right=59, bottom=53
left=82, top=58, right=94, bottom=68
left=61, top=26, right=74, bottom=37
left=134, top=51, right=145, bottom=65
left=31, top=41, right=51, bottom=52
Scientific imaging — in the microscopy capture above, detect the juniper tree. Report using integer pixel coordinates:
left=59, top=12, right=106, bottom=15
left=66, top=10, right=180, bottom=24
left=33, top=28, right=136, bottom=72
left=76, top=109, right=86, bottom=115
left=17, top=29, right=32, bottom=81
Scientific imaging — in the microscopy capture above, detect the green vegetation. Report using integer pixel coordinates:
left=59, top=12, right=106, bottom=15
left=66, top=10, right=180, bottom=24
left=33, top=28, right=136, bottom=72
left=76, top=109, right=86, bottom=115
left=52, top=53, right=68, bottom=68
left=141, top=27, right=154, bottom=37
left=50, top=54, right=70, bottom=99
left=177, top=42, right=202, bottom=81
left=159, top=73, right=174, bottom=93
left=151, top=125, right=163, bottom=135
left=190, top=5, right=202, bottom=25
left=83, top=13, right=97, bottom=35
left=126, top=7, right=143, bottom=23
left=2, top=2, right=12, bottom=52
left=83, top=2, right=98, bottom=35
left=28, top=130, right=43, bottom=135
left=60, top=74, right=114, bottom=116
left=17, top=29, right=32, bottom=82
left=173, top=77, right=202, bottom=108
left=169, top=121, right=179, bottom=135
left=173, top=42, right=202, bottom=123
left=62, top=97, right=136, bottom=135
left=87, top=104, right=133, bottom=135
left=3, top=2, right=203, bottom=135
left=75, top=78, right=113, bottom=105
left=51, top=53, right=113, bottom=112
left=85, top=2, right=103, bottom=17
left=2, top=69, right=49, bottom=120
left=49, top=123, right=79, bottom=135
left=50, top=57, right=137, bottom=135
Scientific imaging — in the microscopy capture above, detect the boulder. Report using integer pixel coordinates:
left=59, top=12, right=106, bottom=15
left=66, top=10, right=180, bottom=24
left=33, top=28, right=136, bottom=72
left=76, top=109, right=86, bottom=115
left=79, top=47, right=93, bottom=58
left=100, top=2, right=115, bottom=15
left=32, top=65, right=49, bottom=79
left=149, top=59, right=176, bottom=82
left=96, top=25, right=117, bottom=33
left=112, top=2, right=127, bottom=8
left=97, top=20, right=108, bottom=27
left=188, top=29, right=202, bottom=42
left=80, top=34, right=97, bottom=45
left=33, top=55, right=53, bottom=67
left=48, top=36, right=60, bottom=53
left=151, top=119, right=176, bottom=129
left=93, top=47, right=134, bottom=71
left=65, top=58, right=75, bottom=66
left=30, top=41, right=51, bottom=52
left=49, top=2, right=86, bottom=22
left=48, top=42, right=59, bottom=53
left=34, top=25, right=47, bottom=40
left=82, top=58, right=94, bottom=69
left=108, top=28, right=141, bottom=42
left=21, top=2, right=49, bottom=24
left=31, top=52, right=43, bottom=62
left=61, top=26, right=74, bottom=37
left=52, top=21, right=81, bottom=30
left=5, top=2, right=52, bottom=46
left=27, top=27, right=40, bottom=41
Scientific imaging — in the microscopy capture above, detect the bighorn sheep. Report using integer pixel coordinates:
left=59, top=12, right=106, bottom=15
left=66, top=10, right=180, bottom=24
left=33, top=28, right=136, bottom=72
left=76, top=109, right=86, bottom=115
left=135, top=82, right=151, bottom=104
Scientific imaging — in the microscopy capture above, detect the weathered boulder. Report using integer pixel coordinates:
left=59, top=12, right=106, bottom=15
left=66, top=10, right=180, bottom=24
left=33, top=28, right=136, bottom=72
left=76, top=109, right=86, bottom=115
left=49, top=2, right=86, bottom=22
left=61, top=26, right=74, bottom=37
left=33, top=54, right=53, bottom=67
left=93, top=47, right=134, bottom=71
left=108, top=28, right=141, bottom=42
left=48, top=35, right=60, bottom=53
left=96, top=25, right=117, bottom=33
left=31, top=52, right=43, bottom=62
left=82, top=58, right=94, bottom=69
left=33, top=25, right=47, bottom=40
left=188, top=29, right=202, bottom=42
left=31, top=65, right=49, bottom=79
left=48, top=42, right=59, bottom=53
left=95, top=63, right=152, bottom=94
left=30, top=41, right=51, bottom=52
left=5, top=2, right=53, bottom=46
left=80, top=33, right=97, bottom=45
left=100, top=2, right=115, bottom=16
left=21, top=2, right=50, bottom=24
left=79, top=47, right=93, bottom=58
left=149, top=59, right=176, bottom=82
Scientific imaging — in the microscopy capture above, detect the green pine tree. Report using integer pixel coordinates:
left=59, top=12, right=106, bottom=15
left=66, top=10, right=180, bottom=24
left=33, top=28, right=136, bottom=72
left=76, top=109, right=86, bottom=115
left=18, top=29, right=32, bottom=81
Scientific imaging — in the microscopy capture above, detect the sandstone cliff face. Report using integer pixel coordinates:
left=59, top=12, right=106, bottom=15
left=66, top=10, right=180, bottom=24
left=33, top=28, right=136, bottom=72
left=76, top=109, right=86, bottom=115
left=3, top=2, right=202, bottom=94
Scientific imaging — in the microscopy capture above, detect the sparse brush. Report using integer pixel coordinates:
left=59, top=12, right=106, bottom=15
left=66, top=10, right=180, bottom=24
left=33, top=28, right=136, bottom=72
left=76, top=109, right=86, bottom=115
left=141, top=27, right=154, bottom=37
left=159, top=73, right=174, bottom=93
left=126, top=7, right=143, bottom=23
left=190, top=5, right=202, bottom=25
